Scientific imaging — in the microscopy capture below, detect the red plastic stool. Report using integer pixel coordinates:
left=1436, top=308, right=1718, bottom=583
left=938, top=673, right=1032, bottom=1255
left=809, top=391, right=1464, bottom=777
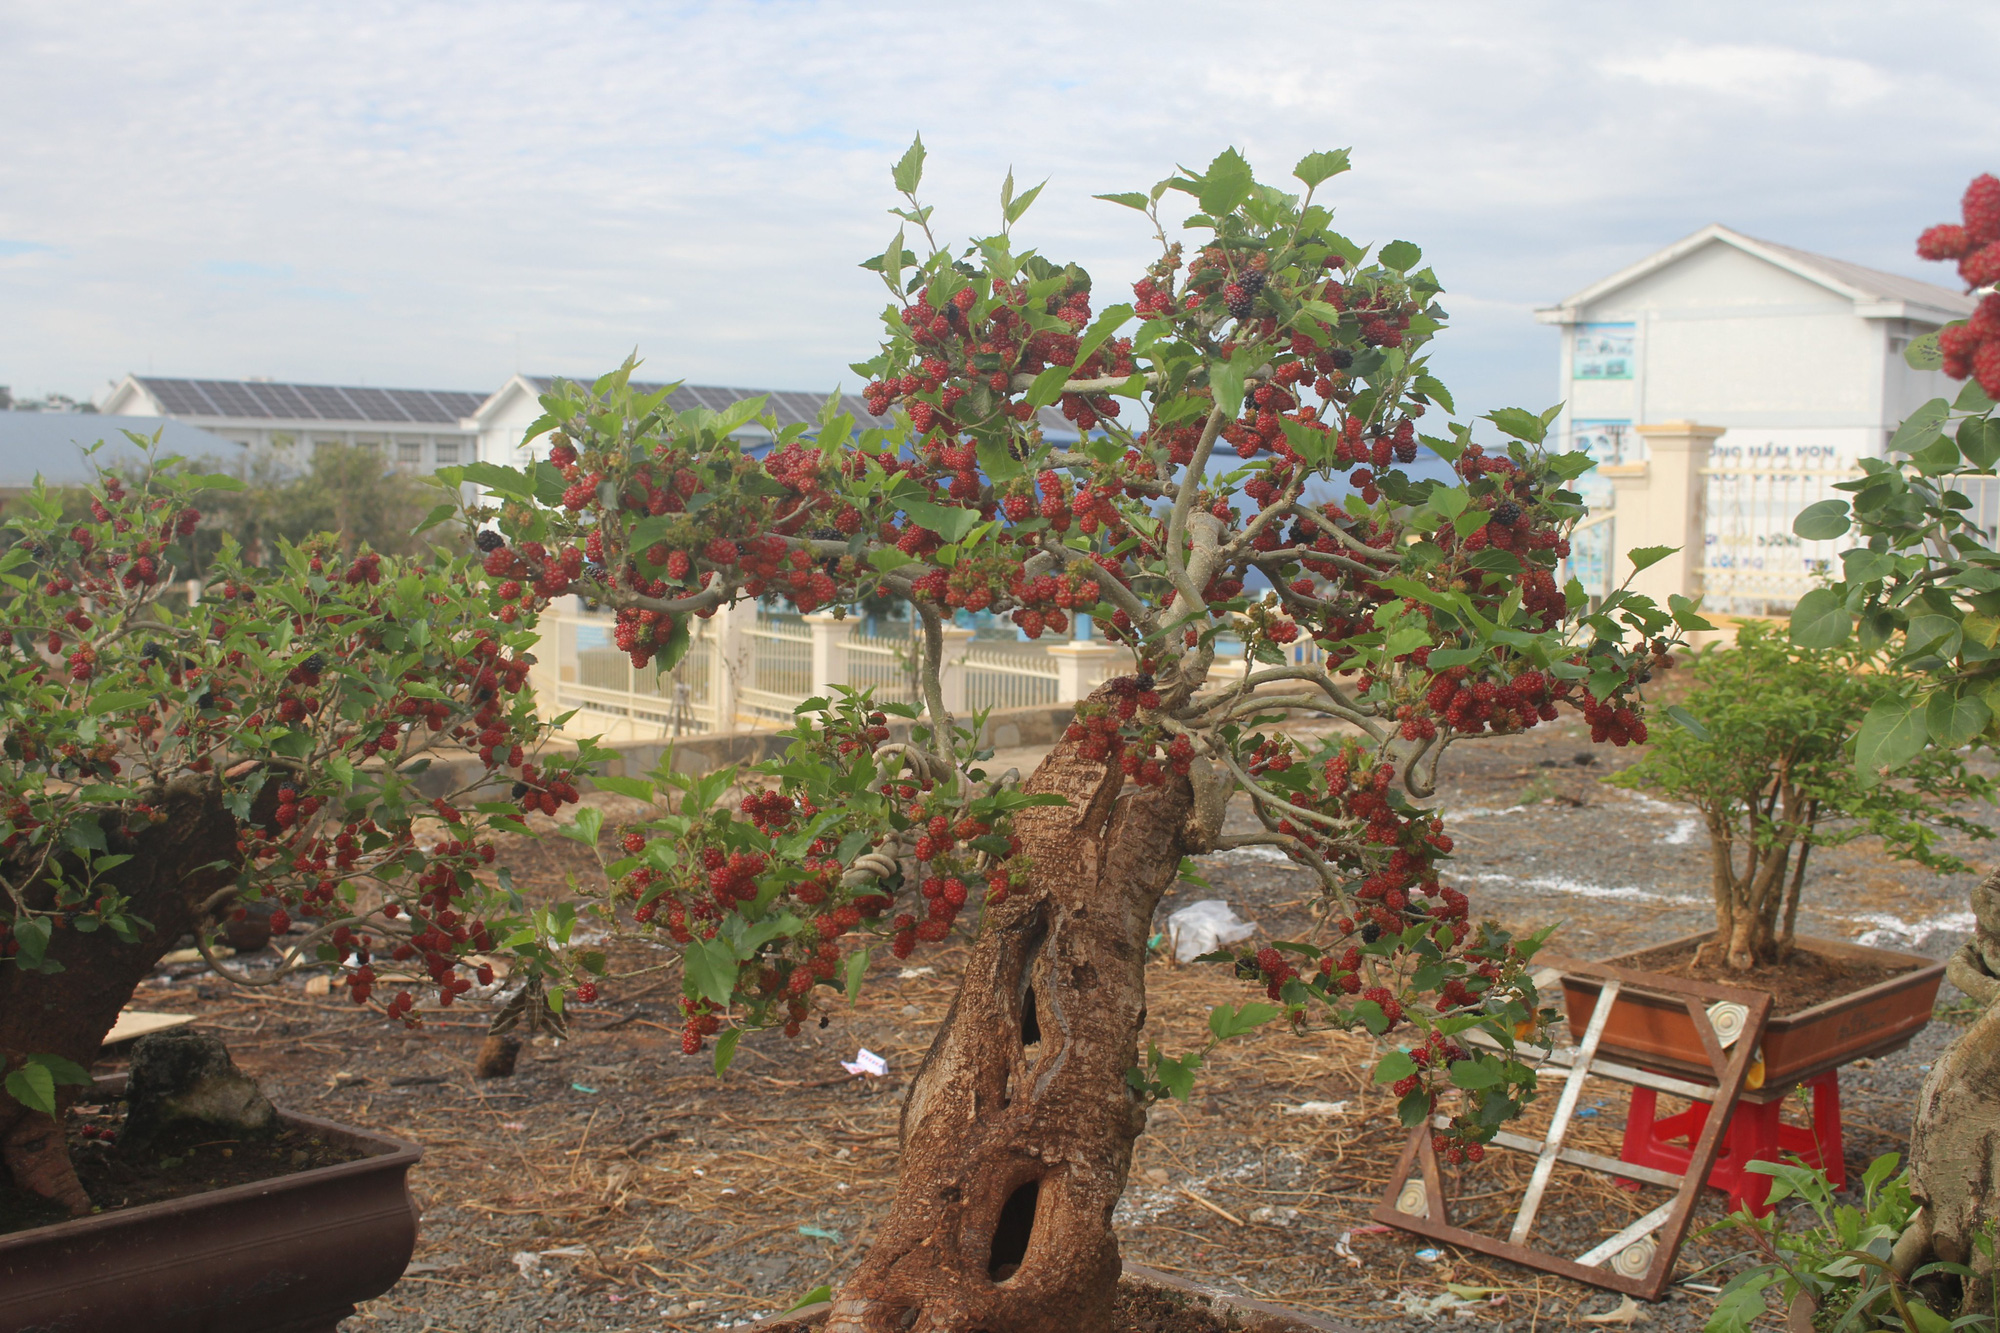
left=1616, top=1069, right=1843, bottom=1216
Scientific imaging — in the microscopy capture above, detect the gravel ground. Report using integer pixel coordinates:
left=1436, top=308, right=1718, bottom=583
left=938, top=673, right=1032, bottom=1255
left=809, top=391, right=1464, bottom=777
left=69, top=714, right=1988, bottom=1333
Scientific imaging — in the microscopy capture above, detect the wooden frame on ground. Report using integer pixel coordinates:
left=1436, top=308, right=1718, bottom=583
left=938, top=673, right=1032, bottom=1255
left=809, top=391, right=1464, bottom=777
left=1372, top=962, right=1773, bottom=1301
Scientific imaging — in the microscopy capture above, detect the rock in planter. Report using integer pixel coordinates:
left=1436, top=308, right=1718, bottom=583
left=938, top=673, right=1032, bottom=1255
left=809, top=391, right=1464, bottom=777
left=122, top=1029, right=276, bottom=1148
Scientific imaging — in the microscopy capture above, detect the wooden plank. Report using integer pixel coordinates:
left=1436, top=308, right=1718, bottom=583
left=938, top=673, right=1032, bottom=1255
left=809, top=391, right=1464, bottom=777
left=1637, top=988, right=1773, bottom=1299
left=1462, top=1029, right=1721, bottom=1101
left=1509, top=979, right=1619, bottom=1244
left=101, top=1010, right=197, bottom=1046
left=1577, top=1201, right=1677, bottom=1268
left=1477, top=1126, right=1683, bottom=1190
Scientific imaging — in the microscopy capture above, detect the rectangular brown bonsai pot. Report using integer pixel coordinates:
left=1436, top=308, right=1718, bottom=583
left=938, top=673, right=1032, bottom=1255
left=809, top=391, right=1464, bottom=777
left=0, top=1109, right=422, bottom=1333
left=1561, top=932, right=1945, bottom=1086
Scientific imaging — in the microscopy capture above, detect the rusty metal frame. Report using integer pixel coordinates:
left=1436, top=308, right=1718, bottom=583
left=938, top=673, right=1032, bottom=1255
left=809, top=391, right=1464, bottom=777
left=1372, top=961, right=1773, bottom=1301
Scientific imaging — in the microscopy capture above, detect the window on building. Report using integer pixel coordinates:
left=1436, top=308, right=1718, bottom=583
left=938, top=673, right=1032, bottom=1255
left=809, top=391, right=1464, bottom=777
left=1574, top=323, right=1636, bottom=380
left=396, top=439, right=424, bottom=467
left=435, top=440, right=462, bottom=464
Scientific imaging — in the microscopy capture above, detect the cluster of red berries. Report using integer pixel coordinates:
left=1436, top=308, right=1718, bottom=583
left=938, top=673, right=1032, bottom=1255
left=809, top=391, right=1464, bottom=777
left=741, top=788, right=812, bottom=836
left=511, top=764, right=581, bottom=815
left=1416, top=663, right=1560, bottom=738
left=1917, top=175, right=2000, bottom=398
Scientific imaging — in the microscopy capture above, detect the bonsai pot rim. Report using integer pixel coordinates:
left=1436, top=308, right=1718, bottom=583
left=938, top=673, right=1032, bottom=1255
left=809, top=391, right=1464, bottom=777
left=0, top=1106, right=423, bottom=1333
left=1561, top=930, right=1946, bottom=1086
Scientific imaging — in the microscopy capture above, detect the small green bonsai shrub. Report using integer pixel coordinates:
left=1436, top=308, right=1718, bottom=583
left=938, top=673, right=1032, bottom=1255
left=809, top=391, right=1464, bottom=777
left=1613, top=621, right=1990, bottom=971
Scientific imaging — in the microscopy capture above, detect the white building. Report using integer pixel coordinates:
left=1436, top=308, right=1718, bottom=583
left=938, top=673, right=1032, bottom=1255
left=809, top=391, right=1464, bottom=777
left=1536, top=224, right=1975, bottom=476
left=1537, top=225, right=1979, bottom=613
left=100, top=376, right=485, bottom=472
left=462, top=374, right=900, bottom=465
left=100, top=372, right=1091, bottom=477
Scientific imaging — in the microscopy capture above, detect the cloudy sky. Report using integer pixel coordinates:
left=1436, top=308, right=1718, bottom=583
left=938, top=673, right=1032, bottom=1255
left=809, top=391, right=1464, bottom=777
left=2, top=1, right=1994, bottom=422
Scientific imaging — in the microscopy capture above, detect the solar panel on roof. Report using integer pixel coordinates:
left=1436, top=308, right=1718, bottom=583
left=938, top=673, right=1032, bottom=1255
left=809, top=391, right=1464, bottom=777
left=344, top=388, right=405, bottom=422
left=298, top=386, right=350, bottom=420
left=143, top=381, right=200, bottom=415
left=207, top=382, right=267, bottom=418
left=182, top=381, right=228, bottom=415
left=266, top=384, right=318, bottom=419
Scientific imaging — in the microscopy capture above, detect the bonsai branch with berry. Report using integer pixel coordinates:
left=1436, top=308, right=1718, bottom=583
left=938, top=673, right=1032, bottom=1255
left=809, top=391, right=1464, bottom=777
left=0, top=443, right=604, bottom=1215
left=452, top=141, right=1694, bottom=1332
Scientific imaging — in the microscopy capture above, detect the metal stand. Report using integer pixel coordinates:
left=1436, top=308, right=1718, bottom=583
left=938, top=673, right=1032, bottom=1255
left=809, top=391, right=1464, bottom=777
left=1373, top=963, right=1772, bottom=1301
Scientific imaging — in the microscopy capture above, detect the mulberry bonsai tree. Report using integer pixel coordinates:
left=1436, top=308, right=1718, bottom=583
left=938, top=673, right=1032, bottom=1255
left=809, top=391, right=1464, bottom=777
left=1783, top=172, right=2000, bottom=1310
left=0, top=447, right=602, bottom=1214
left=449, top=143, right=1692, bottom=1332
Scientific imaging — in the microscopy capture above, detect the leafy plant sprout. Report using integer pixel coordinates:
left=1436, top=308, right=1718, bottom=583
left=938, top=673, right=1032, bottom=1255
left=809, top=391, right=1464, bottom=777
left=450, top=141, right=1693, bottom=1331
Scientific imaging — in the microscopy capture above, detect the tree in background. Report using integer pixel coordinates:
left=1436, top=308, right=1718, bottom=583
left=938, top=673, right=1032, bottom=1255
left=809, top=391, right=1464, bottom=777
left=185, top=440, right=443, bottom=568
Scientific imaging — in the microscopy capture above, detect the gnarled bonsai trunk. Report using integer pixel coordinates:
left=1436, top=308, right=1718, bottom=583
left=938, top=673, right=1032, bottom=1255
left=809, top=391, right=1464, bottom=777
left=825, top=724, right=1201, bottom=1333
left=1903, top=867, right=2000, bottom=1310
left=1699, top=790, right=1815, bottom=971
left=0, top=778, right=241, bottom=1213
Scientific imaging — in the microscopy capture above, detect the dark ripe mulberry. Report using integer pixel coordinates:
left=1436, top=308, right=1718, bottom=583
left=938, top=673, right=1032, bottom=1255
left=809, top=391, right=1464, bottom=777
left=1234, top=954, right=1263, bottom=981
left=475, top=529, right=506, bottom=553
left=140, top=641, right=165, bottom=661
left=1224, top=284, right=1254, bottom=320
left=302, top=653, right=326, bottom=674
left=511, top=781, right=530, bottom=798
left=1361, top=922, right=1383, bottom=944
left=1238, top=269, right=1267, bottom=297
left=1329, top=349, right=1354, bottom=371
left=1491, top=501, right=1522, bottom=528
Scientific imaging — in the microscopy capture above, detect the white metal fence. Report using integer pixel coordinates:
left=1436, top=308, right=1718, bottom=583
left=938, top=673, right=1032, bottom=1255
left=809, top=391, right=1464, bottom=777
left=844, top=623, right=922, bottom=708
left=963, top=640, right=1061, bottom=712
left=742, top=615, right=813, bottom=721
left=543, top=606, right=722, bottom=737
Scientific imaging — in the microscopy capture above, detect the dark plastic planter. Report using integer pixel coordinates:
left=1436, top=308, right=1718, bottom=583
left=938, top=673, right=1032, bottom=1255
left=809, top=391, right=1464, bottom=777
left=746, top=1262, right=1354, bottom=1331
left=0, top=1109, right=421, bottom=1333
left=1562, top=932, right=1945, bottom=1085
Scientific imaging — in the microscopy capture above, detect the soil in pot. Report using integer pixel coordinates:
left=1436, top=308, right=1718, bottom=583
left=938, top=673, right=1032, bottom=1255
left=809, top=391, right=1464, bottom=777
left=1618, top=938, right=1918, bottom=1014
left=0, top=1104, right=365, bottom=1236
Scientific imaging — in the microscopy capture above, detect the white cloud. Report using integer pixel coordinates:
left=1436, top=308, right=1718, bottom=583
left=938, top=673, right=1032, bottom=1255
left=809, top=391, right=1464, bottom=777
left=1605, top=43, right=1893, bottom=106
left=0, top=1, right=1994, bottom=424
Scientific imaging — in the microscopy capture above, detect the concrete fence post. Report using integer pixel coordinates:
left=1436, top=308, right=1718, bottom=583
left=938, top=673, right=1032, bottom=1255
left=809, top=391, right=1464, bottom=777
left=936, top=626, right=974, bottom=716
left=805, top=612, right=847, bottom=699
left=1603, top=420, right=1723, bottom=608
left=709, top=601, right=749, bottom=734
left=1046, top=641, right=1119, bottom=702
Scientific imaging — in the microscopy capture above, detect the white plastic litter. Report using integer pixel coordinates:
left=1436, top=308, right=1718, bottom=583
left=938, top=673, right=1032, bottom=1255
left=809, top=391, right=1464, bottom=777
left=1284, top=1101, right=1349, bottom=1117
left=1164, top=900, right=1258, bottom=963
left=842, top=1048, right=889, bottom=1077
